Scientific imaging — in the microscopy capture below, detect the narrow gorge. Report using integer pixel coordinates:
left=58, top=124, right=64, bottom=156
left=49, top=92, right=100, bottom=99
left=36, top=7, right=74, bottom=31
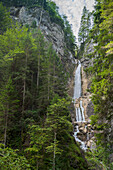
left=72, top=61, right=95, bottom=150
left=0, top=0, right=113, bottom=169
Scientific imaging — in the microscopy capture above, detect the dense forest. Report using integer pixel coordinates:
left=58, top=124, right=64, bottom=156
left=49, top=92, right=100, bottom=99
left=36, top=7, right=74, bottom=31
left=0, top=0, right=113, bottom=169
left=0, top=0, right=88, bottom=169
left=78, top=0, right=113, bottom=169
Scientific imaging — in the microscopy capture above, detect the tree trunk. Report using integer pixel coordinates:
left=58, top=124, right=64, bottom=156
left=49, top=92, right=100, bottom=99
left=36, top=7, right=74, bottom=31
left=21, top=52, right=28, bottom=144
left=48, top=54, right=50, bottom=100
left=48, top=72, right=50, bottom=100
left=37, top=55, right=40, bottom=88
left=36, top=159, right=39, bottom=170
left=22, top=78, right=26, bottom=114
left=4, top=104, right=9, bottom=148
left=53, top=132, right=56, bottom=170
left=31, top=72, right=34, bottom=110
left=53, top=58, right=56, bottom=92
left=22, top=51, right=28, bottom=113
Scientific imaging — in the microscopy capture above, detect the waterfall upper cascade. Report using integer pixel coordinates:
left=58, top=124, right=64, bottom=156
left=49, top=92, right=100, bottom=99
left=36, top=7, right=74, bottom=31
left=73, top=61, right=87, bottom=150
left=73, top=61, right=81, bottom=100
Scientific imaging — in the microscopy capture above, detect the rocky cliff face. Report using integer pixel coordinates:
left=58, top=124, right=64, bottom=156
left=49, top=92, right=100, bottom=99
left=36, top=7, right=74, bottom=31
left=69, top=60, right=95, bottom=149
left=10, top=6, right=75, bottom=76
left=78, top=66, right=95, bottom=149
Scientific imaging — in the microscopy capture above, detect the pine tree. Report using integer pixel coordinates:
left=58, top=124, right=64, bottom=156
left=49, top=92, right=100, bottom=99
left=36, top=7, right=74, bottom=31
left=0, top=2, right=89, bottom=169
left=63, top=15, right=76, bottom=54
left=78, top=6, right=91, bottom=44
left=87, top=0, right=113, bottom=168
left=0, top=144, right=30, bottom=169
left=0, top=2, right=12, bottom=33
left=0, top=77, right=19, bottom=147
left=26, top=97, right=88, bottom=170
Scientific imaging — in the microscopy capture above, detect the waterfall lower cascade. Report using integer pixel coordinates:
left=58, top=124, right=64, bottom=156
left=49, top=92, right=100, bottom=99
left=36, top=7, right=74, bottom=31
left=73, top=61, right=87, bottom=151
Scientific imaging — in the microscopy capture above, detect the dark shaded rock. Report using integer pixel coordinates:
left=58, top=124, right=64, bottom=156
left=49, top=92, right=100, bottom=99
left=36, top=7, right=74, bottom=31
left=10, top=7, right=20, bottom=17
left=109, top=153, right=113, bottom=163
left=87, top=81, right=91, bottom=91
left=86, top=101, right=94, bottom=117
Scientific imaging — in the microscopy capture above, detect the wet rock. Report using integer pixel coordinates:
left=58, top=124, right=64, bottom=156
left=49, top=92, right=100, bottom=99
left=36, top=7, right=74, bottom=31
left=79, top=127, right=84, bottom=132
left=87, top=141, right=91, bottom=148
left=78, top=134, right=87, bottom=141
left=80, top=122, right=85, bottom=127
left=87, top=124, right=91, bottom=128
left=84, top=128, right=87, bottom=134
left=79, top=126, right=87, bottom=134
left=77, top=132, right=82, bottom=136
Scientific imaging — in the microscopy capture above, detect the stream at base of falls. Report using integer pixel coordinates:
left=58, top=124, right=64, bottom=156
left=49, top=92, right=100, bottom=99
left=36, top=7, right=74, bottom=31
left=74, top=125, right=87, bottom=150
left=73, top=61, right=87, bottom=151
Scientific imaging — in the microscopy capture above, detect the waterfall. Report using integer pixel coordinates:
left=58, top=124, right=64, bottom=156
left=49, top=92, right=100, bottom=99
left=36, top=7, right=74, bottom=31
left=73, top=61, right=85, bottom=122
left=73, top=61, right=81, bottom=101
left=80, top=100, right=85, bottom=122
left=73, top=61, right=87, bottom=150
left=74, top=126, right=87, bottom=150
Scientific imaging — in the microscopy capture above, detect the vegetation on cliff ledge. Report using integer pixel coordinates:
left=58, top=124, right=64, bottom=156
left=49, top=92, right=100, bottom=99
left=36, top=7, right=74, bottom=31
left=78, top=0, right=113, bottom=169
left=0, top=1, right=88, bottom=169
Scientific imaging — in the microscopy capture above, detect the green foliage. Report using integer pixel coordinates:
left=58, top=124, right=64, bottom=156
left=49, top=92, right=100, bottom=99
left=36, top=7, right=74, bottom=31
left=81, top=0, right=113, bottom=168
left=0, top=0, right=47, bottom=8
left=0, top=77, right=19, bottom=146
left=0, top=144, right=30, bottom=170
left=0, top=2, right=12, bottom=33
left=90, top=115, right=98, bottom=126
left=31, top=20, right=37, bottom=28
left=26, top=97, right=88, bottom=169
left=86, top=146, right=108, bottom=170
left=0, top=22, right=78, bottom=168
left=77, top=6, right=91, bottom=58
left=1, top=0, right=76, bottom=54
left=0, top=2, right=87, bottom=169
left=78, top=6, right=91, bottom=44
left=104, top=41, right=113, bottom=55
left=63, top=15, right=76, bottom=55
left=0, top=23, right=68, bottom=148
left=46, top=1, right=64, bottom=28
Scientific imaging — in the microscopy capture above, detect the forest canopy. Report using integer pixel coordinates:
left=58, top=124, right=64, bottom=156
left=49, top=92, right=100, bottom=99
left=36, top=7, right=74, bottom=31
left=0, top=1, right=89, bottom=170
left=77, top=0, right=113, bottom=169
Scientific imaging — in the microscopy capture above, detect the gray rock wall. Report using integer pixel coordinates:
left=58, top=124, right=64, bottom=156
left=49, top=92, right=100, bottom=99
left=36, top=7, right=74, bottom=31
left=10, top=6, right=76, bottom=76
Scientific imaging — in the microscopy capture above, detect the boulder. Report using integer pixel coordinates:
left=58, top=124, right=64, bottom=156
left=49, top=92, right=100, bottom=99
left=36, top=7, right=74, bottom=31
left=79, top=126, right=87, bottom=134
left=87, top=141, right=91, bottom=148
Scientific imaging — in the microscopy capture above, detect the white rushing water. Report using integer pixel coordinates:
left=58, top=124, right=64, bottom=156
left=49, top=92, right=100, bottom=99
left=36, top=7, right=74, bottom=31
left=75, top=101, right=85, bottom=122
left=74, top=126, right=87, bottom=150
left=73, top=61, right=81, bottom=101
left=73, top=62, right=87, bottom=150
left=80, top=100, right=85, bottom=122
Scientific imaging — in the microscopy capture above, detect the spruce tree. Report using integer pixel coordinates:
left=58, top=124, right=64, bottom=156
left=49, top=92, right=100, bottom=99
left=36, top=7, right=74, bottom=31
left=87, top=0, right=113, bottom=168
left=26, top=97, right=88, bottom=170
left=0, top=2, right=12, bottom=33
left=78, top=6, right=91, bottom=44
